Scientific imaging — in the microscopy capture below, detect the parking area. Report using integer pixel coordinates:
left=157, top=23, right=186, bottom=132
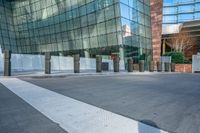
left=0, top=73, right=200, bottom=133
left=22, top=73, right=200, bottom=133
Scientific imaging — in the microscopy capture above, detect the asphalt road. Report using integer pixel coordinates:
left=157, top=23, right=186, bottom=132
left=22, top=73, right=200, bottom=133
left=0, top=83, right=67, bottom=133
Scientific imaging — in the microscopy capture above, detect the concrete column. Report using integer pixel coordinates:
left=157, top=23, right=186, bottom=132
left=45, top=52, right=51, bottom=74
left=127, top=59, right=133, bottom=72
left=139, top=60, right=145, bottom=72
left=96, top=55, right=102, bottom=73
left=74, top=54, right=80, bottom=73
left=113, top=56, right=120, bottom=72
left=157, top=62, right=162, bottom=72
left=171, top=63, right=176, bottom=72
left=4, top=50, right=11, bottom=76
left=119, top=47, right=124, bottom=63
left=165, top=62, right=171, bottom=72
left=149, top=61, right=154, bottom=72
left=84, top=50, right=90, bottom=58
left=59, top=52, right=64, bottom=56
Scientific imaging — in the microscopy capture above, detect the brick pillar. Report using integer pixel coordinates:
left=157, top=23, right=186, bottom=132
left=150, top=0, right=163, bottom=69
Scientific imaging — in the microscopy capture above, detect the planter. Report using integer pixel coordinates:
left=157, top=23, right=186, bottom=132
left=175, top=64, right=192, bottom=73
left=128, top=59, right=133, bottom=72
left=139, top=60, right=145, bottom=72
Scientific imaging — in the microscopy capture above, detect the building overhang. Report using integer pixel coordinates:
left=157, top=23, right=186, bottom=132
left=162, top=20, right=200, bottom=41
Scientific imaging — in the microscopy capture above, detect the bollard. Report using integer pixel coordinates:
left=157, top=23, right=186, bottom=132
left=139, top=60, right=145, bottom=72
left=128, top=59, right=133, bottom=72
left=171, top=63, right=176, bottom=72
left=149, top=61, right=154, bottom=72
left=96, top=55, right=102, bottom=73
left=4, top=50, right=11, bottom=76
left=74, top=54, right=80, bottom=73
left=165, top=62, right=171, bottom=72
left=113, top=56, right=120, bottom=72
left=45, top=52, right=51, bottom=74
left=157, top=62, right=162, bottom=72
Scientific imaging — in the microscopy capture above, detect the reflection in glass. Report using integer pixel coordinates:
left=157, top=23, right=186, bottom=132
left=0, top=0, right=152, bottom=69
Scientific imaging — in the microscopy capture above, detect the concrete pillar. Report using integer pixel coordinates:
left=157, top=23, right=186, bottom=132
left=74, top=54, right=80, bottom=73
left=59, top=52, right=64, bottom=56
left=4, top=50, right=11, bottom=76
left=157, top=62, right=162, bottom=72
left=119, top=47, right=124, bottom=63
left=165, top=62, right=171, bottom=72
left=84, top=50, right=90, bottom=58
left=128, top=59, right=133, bottom=72
left=139, top=60, right=145, bottom=72
left=149, top=61, right=154, bottom=72
left=96, top=55, right=102, bottom=73
left=45, top=52, right=51, bottom=74
left=113, top=56, right=120, bottom=72
left=171, top=63, right=176, bottom=72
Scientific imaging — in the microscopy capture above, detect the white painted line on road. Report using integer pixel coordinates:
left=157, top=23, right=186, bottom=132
left=0, top=78, right=168, bottom=133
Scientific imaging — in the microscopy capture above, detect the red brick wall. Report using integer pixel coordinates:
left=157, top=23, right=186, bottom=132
left=184, top=45, right=198, bottom=60
left=175, top=64, right=192, bottom=73
left=150, top=0, right=163, bottom=64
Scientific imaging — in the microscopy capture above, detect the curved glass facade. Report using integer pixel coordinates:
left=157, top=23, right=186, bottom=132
left=0, top=1, right=17, bottom=52
left=0, top=0, right=152, bottom=64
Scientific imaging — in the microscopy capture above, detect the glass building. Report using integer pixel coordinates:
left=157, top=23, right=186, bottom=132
left=163, top=0, right=200, bottom=33
left=0, top=0, right=152, bottom=64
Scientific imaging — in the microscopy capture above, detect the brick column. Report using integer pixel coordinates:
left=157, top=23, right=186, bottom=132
left=150, top=0, right=163, bottom=69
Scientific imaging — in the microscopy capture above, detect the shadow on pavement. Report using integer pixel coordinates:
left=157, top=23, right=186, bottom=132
left=138, top=120, right=161, bottom=133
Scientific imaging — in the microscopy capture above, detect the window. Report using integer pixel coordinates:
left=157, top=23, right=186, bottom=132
left=120, top=3, right=129, bottom=19
left=178, top=14, right=194, bottom=22
left=195, top=12, right=200, bottom=20
left=178, top=5, right=194, bottom=13
left=163, top=7, right=177, bottom=14
left=163, top=15, right=177, bottom=23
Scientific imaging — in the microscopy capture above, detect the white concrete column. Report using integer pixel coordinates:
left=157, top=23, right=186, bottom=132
left=119, top=47, right=124, bottom=62
left=84, top=50, right=90, bottom=58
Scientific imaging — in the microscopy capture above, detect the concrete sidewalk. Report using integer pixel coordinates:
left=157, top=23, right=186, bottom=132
left=0, top=69, right=181, bottom=79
